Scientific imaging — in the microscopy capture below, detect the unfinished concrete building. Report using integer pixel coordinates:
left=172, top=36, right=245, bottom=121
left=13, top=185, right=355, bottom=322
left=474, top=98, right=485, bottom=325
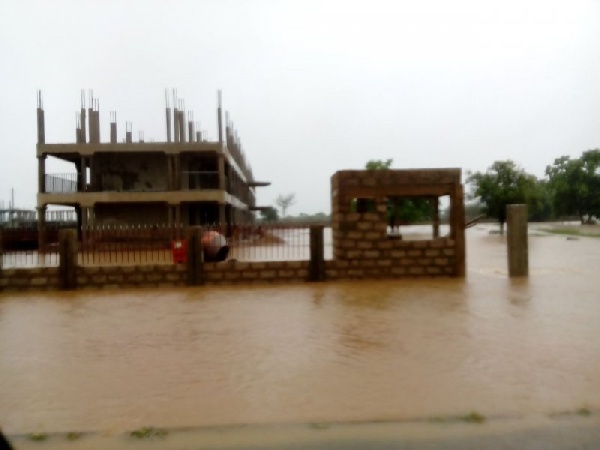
left=35, top=90, right=269, bottom=232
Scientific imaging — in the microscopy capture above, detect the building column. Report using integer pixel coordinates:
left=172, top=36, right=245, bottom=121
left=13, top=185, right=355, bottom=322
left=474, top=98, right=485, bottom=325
left=77, top=156, right=86, bottom=191
left=38, top=154, right=46, bottom=193
left=218, top=155, right=226, bottom=191
left=167, top=204, right=174, bottom=227
left=173, top=154, right=181, bottom=190
left=81, top=207, right=89, bottom=228
left=89, top=155, right=95, bottom=191
left=175, top=203, right=181, bottom=225
left=219, top=204, right=226, bottom=225
left=167, top=155, right=174, bottom=190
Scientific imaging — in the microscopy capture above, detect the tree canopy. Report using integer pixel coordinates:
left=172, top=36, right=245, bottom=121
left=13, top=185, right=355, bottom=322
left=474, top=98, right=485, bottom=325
left=467, top=160, right=542, bottom=232
left=366, top=159, right=393, bottom=170
left=546, top=149, right=600, bottom=223
left=259, top=207, right=279, bottom=222
left=275, top=193, right=296, bottom=218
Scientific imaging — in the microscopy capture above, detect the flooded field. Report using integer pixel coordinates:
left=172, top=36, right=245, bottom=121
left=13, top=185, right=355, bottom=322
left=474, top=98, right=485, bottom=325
left=1, top=224, right=599, bottom=447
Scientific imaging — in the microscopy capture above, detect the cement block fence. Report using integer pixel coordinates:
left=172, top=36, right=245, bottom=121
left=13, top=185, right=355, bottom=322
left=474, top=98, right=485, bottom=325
left=0, top=227, right=326, bottom=291
left=0, top=223, right=461, bottom=291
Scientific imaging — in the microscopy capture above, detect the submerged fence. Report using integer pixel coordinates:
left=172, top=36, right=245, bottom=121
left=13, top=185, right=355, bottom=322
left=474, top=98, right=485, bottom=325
left=1, top=222, right=332, bottom=269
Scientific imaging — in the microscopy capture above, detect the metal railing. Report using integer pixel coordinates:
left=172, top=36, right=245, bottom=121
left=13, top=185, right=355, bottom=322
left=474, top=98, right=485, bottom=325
left=0, top=226, right=60, bottom=268
left=1, top=222, right=333, bottom=269
left=183, top=171, right=219, bottom=190
left=45, top=174, right=78, bottom=193
left=79, top=224, right=183, bottom=266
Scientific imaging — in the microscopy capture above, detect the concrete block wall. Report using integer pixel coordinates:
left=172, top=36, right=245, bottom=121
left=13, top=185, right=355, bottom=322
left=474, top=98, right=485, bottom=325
left=325, top=238, right=456, bottom=279
left=76, top=265, right=186, bottom=289
left=331, top=169, right=463, bottom=278
left=0, top=267, right=60, bottom=291
left=203, top=261, right=310, bottom=285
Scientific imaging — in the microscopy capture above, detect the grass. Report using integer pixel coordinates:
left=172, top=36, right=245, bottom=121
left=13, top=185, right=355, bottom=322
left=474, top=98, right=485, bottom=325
left=27, top=433, right=48, bottom=441
left=539, top=227, right=600, bottom=238
left=309, top=422, right=331, bottom=430
left=129, top=427, right=168, bottom=439
left=461, top=412, right=486, bottom=423
left=66, top=431, right=82, bottom=441
left=427, top=412, right=486, bottom=424
left=577, top=407, right=592, bottom=417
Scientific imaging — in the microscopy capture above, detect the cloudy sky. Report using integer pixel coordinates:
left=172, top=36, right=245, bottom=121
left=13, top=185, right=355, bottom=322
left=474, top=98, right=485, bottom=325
left=1, top=0, right=599, bottom=215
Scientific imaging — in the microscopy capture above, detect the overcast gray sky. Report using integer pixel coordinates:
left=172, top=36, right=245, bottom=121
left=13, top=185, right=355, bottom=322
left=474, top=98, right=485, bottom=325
left=1, top=0, right=599, bottom=215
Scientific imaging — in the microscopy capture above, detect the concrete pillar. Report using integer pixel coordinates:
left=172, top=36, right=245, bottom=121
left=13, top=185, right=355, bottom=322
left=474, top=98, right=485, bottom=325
left=80, top=107, right=86, bottom=144
left=167, top=205, right=174, bottom=227
left=87, top=107, right=93, bottom=143
left=89, top=155, right=95, bottom=191
left=432, top=197, right=440, bottom=238
left=178, top=111, right=185, bottom=143
left=173, top=154, right=181, bottom=190
left=79, top=156, right=87, bottom=191
left=450, top=183, right=466, bottom=277
left=58, top=228, right=78, bottom=290
left=167, top=155, right=174, bottom=190
left=217, top=91, right=223, bottom=144
left=166, top=107, right=172, bottom=143
left=219, top=204, right=226, bottom=225
left=507, top=204, right=528, bottom=277
left=188, top=121, right=194, bottom=143
left=308, top=225, right=325, bottom=281
left=186, top=227, right=204, bottom=286
left=81, top=207, right=89, bottom=228
left=218, top=155, right=226, bottom=191
left=37, top=205, right=46, bottom=252
left=175, top=204, right=181, bottom=225
left=37, top=108, right=45, bottom=144
left=110, top=122, right=117, bottom=144
left=38, top=155, right=46, bottom=194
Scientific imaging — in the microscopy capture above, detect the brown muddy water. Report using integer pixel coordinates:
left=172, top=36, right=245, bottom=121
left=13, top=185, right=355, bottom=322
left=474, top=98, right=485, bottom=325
left=1, top=225, right=599, bottom=445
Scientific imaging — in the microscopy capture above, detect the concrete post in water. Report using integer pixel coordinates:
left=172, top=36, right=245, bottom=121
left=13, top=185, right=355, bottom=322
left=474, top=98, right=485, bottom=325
left=308, top=225, right=325, bottom=281
left=507, top=204, right=528, bottom=277
left=186, top=227, right=204, bottom=286
left=58, top=228, right=78, bottom=290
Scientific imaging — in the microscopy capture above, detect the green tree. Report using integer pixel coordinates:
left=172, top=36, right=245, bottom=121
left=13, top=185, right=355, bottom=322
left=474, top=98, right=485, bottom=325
left=363, top=159, right=431, bottom=223
left=259, top=207, right=279, bottom=222
left=275, top=193, right=296, bottom=218
left=546, top=150, right=600, bottom=223
left=366, top=159, right=393, bottom=170
left=467, top=160, right=540, bottom=233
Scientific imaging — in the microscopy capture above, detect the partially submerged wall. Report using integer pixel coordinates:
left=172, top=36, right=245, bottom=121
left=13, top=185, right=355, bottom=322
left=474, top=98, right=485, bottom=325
left=331, top=169, right=465, bottom=277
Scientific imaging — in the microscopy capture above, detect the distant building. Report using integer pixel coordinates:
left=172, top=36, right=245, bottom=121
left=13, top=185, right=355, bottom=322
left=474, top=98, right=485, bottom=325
left=35, top=90, right=270, bottom=232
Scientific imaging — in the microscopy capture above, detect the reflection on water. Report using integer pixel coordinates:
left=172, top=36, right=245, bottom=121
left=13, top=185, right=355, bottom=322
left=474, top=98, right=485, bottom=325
left=0, top=225, right=599, bottom=434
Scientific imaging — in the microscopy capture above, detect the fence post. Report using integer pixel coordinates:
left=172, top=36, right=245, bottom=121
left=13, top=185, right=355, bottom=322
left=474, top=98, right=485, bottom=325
left=507, top=204, right=528, bottom=277
left=186, top=227, right=204, bottom=286
left=58, top=228, right=78, bottom=290
left=308, top=225, right=325, bottom=281
left=0, top=230, right=3, bottom=272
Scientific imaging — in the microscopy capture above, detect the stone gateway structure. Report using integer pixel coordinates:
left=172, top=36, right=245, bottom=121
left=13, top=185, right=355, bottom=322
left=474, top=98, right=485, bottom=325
left=330, top=169, right=465, bottom=277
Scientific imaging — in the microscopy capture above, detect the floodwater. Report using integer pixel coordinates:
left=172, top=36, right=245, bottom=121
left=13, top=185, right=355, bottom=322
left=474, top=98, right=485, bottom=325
left=1, top=224, right=600, bottom=446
